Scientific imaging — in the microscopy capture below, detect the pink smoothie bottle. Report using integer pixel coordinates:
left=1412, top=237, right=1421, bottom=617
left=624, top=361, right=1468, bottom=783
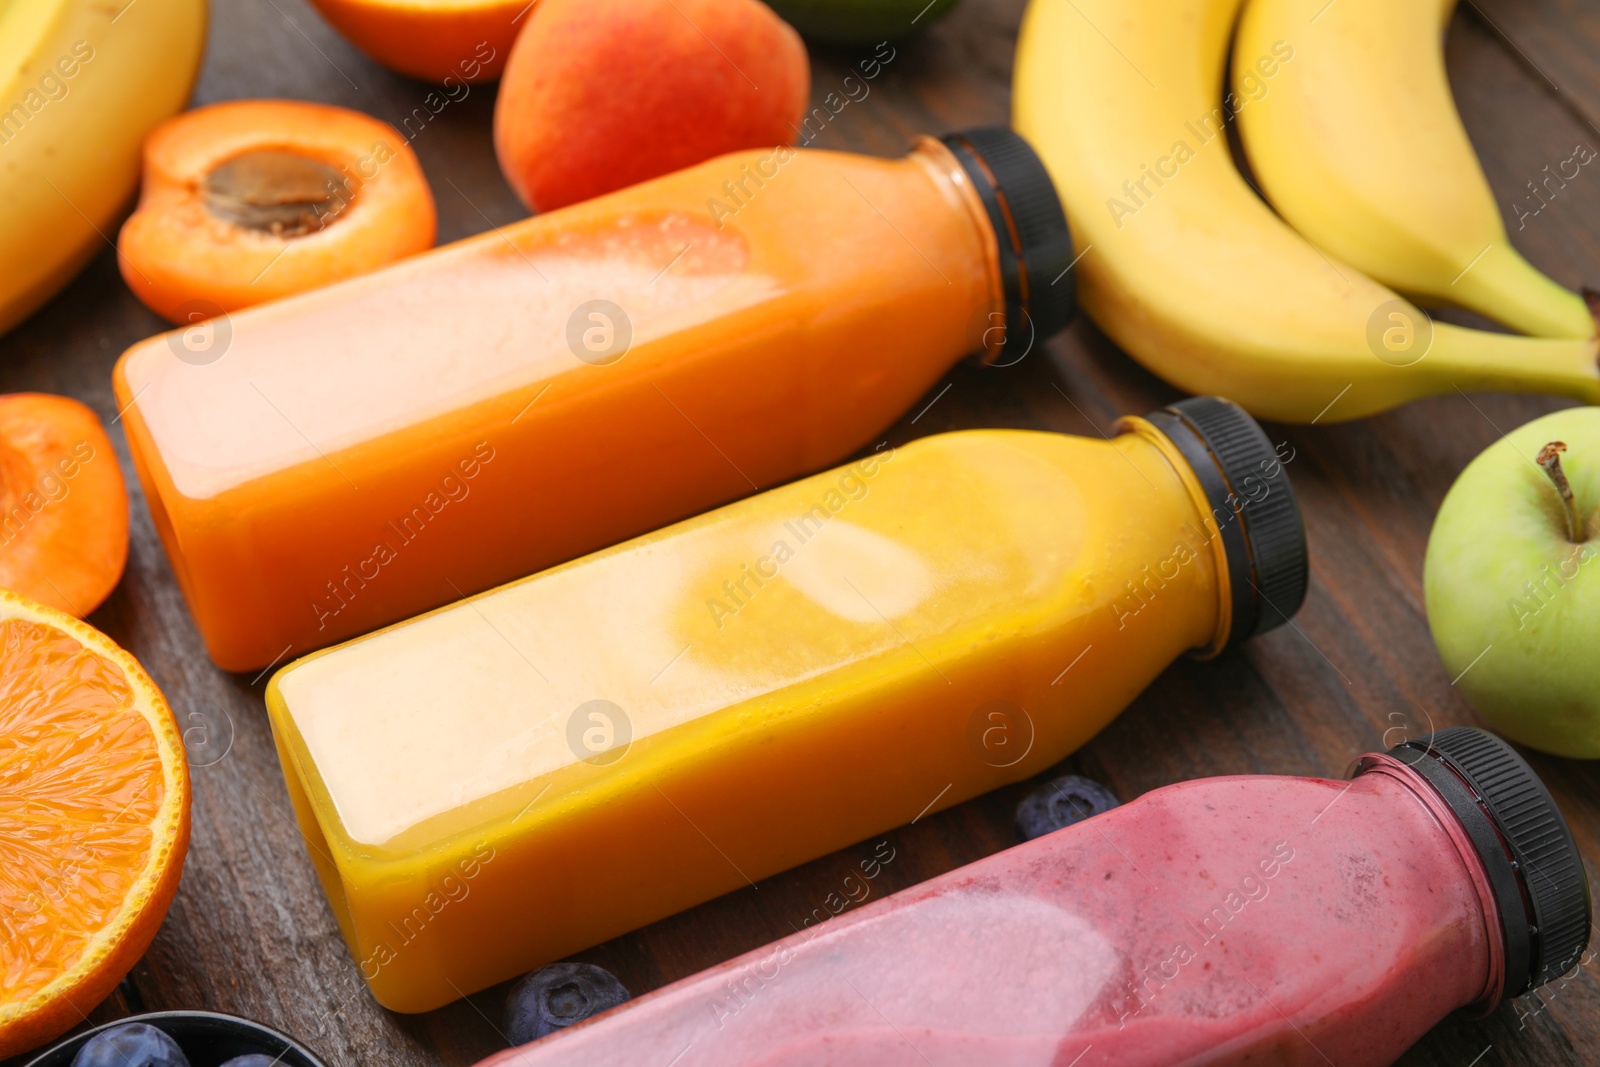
left=474, top=728, right=1590, bottom=1067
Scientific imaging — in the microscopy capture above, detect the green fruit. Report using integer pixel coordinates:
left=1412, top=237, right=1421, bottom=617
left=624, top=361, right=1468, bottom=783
left=1424, top=407, right=1600, bottom=757
left=767, top=0, right=965, bottom=46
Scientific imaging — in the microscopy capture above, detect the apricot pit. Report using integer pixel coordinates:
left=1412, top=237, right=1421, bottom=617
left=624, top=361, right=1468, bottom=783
left=202, top=148, right=352, bottom=237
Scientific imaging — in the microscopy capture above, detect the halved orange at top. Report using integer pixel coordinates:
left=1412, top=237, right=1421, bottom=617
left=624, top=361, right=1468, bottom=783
left=0, top=591, right=189, bottom=1059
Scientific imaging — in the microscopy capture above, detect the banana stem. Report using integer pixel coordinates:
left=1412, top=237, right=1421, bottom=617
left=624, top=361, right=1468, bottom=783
left=1537, top=441, right=1582, bottom=542
left=1446, top=244, right=1595, bottom=340
left=1424, top=323, right=1600, bottom=408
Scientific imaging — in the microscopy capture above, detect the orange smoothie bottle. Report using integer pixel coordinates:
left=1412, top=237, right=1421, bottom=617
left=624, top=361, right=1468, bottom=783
left=264, top=397, right=1309, bottom=1012
left=111, top=127, right=1075, bottom=671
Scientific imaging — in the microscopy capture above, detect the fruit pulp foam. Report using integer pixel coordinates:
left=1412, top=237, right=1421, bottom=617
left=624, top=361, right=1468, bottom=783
left=475, top=768, right=1494, bottom=1067
left=266, top=422, right=1229, bottom=1010
left=113, top=140, right=1001, bottom=671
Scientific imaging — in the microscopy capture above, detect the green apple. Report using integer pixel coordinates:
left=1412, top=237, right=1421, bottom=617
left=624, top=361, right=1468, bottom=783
left=1425, top=407, right=1600, bottom=757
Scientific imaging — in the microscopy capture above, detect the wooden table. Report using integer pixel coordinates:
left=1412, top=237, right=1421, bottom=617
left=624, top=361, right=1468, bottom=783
left=5, top=0, right=1600, bottom=1063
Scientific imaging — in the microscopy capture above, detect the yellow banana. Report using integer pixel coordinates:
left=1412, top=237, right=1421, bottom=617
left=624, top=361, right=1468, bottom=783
left=1235, top=0, right=1593, bottom=340
left=0, top=0, right=206, bottom=337
left=1013, top=0, right=1600, bottom=423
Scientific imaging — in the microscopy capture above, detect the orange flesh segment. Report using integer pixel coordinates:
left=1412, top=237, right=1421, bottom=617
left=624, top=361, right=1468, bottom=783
left=0, top=618, right=161, bottom=1002
left=0, top=394, right=129, bottom=618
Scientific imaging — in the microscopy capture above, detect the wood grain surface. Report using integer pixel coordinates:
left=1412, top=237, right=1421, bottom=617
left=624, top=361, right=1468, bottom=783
left=4, top=0, right=1600, bottom=1064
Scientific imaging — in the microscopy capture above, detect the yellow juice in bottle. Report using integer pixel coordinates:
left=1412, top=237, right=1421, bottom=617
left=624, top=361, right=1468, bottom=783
left=265, top=397, right=1307, bottom=1011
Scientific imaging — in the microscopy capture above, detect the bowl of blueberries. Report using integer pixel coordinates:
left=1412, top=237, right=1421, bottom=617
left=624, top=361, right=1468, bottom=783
left=22, top=1012, right=327, bottom=1067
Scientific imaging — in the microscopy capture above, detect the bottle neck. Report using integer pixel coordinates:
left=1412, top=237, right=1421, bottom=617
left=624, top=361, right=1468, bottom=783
left=1114, top=415, right=1237, bottom=657
left=905, top=137, right=1012, bottom=364
left=1354, top=754, right=1507, bottom=1011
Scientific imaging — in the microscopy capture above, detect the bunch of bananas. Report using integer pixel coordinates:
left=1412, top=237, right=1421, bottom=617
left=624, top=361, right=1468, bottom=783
left=1014, top=0, right=1600, bottom=423
left=0, top=0, right=206, bottom=337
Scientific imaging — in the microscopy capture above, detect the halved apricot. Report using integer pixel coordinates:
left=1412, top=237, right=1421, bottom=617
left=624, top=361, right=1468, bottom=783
left=0, top=394, right=129, bottom=618
left=306, top=0, right=521, bottom=83
left=118, top=100, right=436, bottom=323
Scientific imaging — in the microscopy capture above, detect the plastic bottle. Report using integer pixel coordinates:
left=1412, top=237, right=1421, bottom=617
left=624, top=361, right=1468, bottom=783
left=113, top=127, right=1075, bottom=670
left=473, top=728, right=1592, bottom=1067
left=265, top=396, right=1309, bottom=1010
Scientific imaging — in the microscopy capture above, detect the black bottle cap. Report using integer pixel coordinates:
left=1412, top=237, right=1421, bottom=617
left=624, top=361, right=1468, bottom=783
left=1141, top=396, right=1308, bottom=650
left=940, top=127, right=1076, bottom=358
left=1377, top=728, right=1591, bottom=1004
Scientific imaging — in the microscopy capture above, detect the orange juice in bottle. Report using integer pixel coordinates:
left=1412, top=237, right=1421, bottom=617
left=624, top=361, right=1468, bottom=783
left=112, top=128, right=1075, bottom=670
left=265, top=396, right=1308, bottom=1011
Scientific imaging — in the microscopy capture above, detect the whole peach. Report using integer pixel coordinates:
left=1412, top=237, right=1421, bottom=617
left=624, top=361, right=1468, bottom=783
left=494, top=0, right=810, bottom=212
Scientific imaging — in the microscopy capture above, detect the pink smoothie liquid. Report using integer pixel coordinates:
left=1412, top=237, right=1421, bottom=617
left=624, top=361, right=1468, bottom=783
left=475, top=732, right=1588, bottom=1067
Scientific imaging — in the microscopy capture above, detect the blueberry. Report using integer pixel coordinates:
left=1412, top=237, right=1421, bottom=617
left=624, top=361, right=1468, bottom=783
left=1015, top=774, right=1120, bottom=840
left=71, top=1023, right=190, bottom=1067
left=504, top=961, right=631, bottom=1046
left=219, top=1058, right=281, bottom=1067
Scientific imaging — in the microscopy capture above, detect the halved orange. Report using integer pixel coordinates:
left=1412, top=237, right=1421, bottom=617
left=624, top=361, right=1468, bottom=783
left=0, top=590, right=189, bottom=1059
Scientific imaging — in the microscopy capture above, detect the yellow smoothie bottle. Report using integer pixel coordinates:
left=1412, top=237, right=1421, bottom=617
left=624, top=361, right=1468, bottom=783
left=265, top=396, right=1309, bottom=1012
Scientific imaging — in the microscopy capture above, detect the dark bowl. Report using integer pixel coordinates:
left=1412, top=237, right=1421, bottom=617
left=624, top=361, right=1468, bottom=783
left=22, top=1011, right=328, bottom=1067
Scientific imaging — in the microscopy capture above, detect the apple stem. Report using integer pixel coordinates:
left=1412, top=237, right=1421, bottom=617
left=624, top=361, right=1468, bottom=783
left=1537, top=440, right=1582, bottom=542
